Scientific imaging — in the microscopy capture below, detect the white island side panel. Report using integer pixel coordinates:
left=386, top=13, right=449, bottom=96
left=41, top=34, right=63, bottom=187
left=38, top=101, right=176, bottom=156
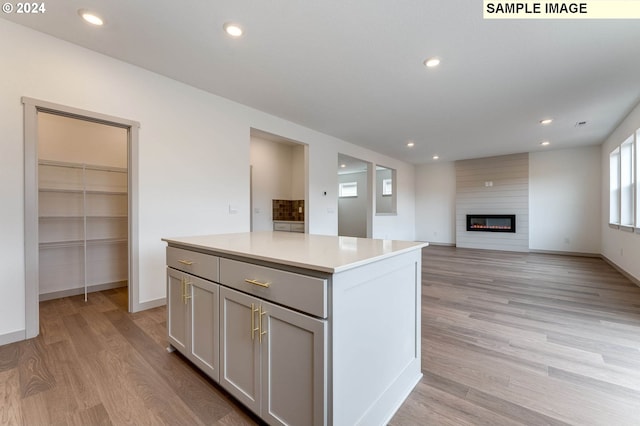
left=331, top=249, right=422, bottom=425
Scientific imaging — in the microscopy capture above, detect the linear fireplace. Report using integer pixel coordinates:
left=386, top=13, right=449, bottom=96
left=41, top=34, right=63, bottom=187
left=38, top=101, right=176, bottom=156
left=466, top=214, right=516, bottom=233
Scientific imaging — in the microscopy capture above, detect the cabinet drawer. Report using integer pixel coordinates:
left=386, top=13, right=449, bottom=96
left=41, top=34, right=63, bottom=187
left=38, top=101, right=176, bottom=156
left=290, top=223, right=305, bottom=233
left=219, top=258, right=327, bottom=318
left=273, top=222, right=290, bottom=231
left=167, top=246, right=219, bottom=282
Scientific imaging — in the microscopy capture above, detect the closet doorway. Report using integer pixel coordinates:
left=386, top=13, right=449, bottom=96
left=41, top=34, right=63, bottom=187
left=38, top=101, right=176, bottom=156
left=23, top=98, right=140, bottom=339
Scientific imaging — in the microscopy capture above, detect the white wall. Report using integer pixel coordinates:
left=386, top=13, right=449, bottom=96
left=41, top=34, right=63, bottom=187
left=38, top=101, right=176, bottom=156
left=414, top=162, right=456, bottom=244
left=38, top=113, right=128, bottom=168
left=601, top=100, right=640, bottom=282
left=338, top=172, right=368, bottom=237
left=530, top=146, right=601, bottom=254
left=291, top=144, right=305, bottom=200
left=0, top=21, right=416, bottom=343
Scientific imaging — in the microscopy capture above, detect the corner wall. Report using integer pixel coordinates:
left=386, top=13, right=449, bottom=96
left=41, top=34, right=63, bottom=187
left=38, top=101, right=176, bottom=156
left=529, top=146, right=601, bottom=254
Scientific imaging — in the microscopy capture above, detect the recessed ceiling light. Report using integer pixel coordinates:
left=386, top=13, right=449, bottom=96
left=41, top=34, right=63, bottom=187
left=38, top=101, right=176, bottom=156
left=78, top=9, right=104, bottom=26
left=432, top=155, right=440, bottom=160
left=340, top=164, right=346, bottom=168
left=540, top=141, right=550, bottom=146
left=539, top=118, right=553, bottom=125
left=407, top=141, right=415, bottom=148
left=223, top=22, right=243, bottom=37
left=423, top=57, right=441, bottom=68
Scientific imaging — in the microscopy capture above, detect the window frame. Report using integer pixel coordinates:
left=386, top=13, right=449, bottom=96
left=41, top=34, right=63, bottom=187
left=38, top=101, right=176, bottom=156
left=339, top=181, right=358, bottom=198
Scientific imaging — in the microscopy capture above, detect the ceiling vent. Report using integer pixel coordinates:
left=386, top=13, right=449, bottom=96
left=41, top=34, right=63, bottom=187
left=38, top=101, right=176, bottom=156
left=575, top=121, right=588, bottom=127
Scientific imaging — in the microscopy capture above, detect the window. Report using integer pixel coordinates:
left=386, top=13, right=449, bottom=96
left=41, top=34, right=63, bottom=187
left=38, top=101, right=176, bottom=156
left=609, top=147, right=620, bottom=224
left=637, top=129, right=640, bottom=229
left=620, top=135, right=634, bottom=227
left=610, top=131, right=638, bottom=231
left=339, top=181, right=358, bottom=197
left=382, top=178, right=392, bottom=196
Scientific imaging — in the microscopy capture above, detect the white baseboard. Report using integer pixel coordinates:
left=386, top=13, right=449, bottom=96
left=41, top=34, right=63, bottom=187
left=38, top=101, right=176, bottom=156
left=0, top=329, right=26, bottom=346
left=601, top=255, right=640, bottom=288
left=528, top=249, right=601, bottom=258
left=39, top=280, right=127, bottom=301
left=133, top=297, right=166, bottom=313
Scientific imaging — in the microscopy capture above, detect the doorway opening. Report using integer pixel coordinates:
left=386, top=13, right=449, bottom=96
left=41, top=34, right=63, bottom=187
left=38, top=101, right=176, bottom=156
left=249, top=129, right=308, bottom=233
left=338, top=154, right=372, bottom=238
left=23, top=98, right=140, bottom=339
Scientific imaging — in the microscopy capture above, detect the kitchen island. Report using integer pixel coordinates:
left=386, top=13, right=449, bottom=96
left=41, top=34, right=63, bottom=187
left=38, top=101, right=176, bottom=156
left=162, top=231, right=427, bottom=426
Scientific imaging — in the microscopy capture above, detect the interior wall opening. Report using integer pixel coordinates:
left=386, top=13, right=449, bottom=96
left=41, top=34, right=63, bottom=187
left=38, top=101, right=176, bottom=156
left=37, top=112, right=129, bottom=304
left=338, top=154, right=372, bottom=238
left=249, top=128, right=308, bottom=233
left=23, top=97, right=140, bottom=339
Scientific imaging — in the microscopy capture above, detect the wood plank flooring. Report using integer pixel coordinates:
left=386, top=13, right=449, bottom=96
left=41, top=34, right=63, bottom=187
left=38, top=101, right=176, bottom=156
left=390, top=246, right=640, bottom=426
left=1, top=246, right=640, bottom=425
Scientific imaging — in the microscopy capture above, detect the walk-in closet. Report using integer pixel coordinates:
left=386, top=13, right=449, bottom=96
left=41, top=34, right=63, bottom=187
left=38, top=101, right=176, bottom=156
left=37, top=112, right=129, bottom=302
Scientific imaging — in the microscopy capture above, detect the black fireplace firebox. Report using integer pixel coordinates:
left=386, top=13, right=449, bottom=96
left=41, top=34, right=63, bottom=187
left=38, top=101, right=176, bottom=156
left=466, top=214, right=516, bottom=233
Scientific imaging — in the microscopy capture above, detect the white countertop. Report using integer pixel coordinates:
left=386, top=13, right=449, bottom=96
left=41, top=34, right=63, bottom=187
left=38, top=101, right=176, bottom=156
left=162, top=231, right=427, bottom=273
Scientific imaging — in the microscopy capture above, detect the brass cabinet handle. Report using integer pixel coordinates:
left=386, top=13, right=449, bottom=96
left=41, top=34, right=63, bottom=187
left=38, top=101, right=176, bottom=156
left=251, top=303, right=260, bottom=340
left=259, top=305, right=267, bottom=343
left=183, top=279, right=192, bottom=305
left=178, top=259, right=194, bottom=266
left=244, top=278, right=270, bottom=288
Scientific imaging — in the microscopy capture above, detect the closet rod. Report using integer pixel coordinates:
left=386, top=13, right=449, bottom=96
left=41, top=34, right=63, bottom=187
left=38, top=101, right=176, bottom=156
left=39, top=159, right=127, bottom=173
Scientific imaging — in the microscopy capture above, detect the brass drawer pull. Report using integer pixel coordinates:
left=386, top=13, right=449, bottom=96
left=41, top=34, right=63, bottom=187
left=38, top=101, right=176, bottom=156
left=177, top=259, right=194, bottom=266
left=244, top=278, right=270, bottom=288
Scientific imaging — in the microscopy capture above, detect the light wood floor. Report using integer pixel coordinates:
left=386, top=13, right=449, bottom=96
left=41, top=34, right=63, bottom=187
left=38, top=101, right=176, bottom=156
left=1, top=246, right=640, bottom=425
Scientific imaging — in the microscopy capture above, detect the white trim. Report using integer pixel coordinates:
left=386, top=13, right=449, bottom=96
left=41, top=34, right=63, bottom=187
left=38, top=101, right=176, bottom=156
left=22, top=97, right=141, bottom=340
left=136, top=297, right=166, bottom=311
left=39, top=280, right=127, bottom=302
left=0, top=329, right=26, bottom=346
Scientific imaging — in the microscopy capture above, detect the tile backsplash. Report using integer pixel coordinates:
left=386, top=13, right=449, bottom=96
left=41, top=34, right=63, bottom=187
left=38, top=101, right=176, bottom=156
left=273, top=199, right=305, bottom=221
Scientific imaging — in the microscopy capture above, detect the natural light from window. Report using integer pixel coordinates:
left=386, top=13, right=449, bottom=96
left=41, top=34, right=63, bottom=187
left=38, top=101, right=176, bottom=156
left=620, top=135, right=635, bottom=227
left=339, top=182, right=358, bottom=197
left=610, top=130, right=639, bottom=230
left=610, top=147, right=620, bottom=225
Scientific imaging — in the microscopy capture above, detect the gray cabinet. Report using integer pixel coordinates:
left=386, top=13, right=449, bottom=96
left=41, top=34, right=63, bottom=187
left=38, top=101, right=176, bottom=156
left=164, top=233, right=424, bottom=425
left=273, top=221, right=305, bottom=233
left=167, top=267, right=220, bottom=381
left=220, top=286, right=326, bottom=426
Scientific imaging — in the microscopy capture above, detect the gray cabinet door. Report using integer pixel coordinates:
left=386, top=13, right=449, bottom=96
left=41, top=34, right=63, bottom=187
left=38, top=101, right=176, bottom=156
left=219, top=287, right=261, bottom=413
left=167, top=268, right=188, bottom=353
left=187, top=274, right=219, bottom=382
left=261, top=300, right=327, bottom=426
left=219, top=286, right=327, bottom=426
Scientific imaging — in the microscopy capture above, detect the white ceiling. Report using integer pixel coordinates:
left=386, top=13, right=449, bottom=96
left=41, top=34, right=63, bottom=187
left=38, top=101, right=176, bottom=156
left=4, top=1, right=640, bottom=164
